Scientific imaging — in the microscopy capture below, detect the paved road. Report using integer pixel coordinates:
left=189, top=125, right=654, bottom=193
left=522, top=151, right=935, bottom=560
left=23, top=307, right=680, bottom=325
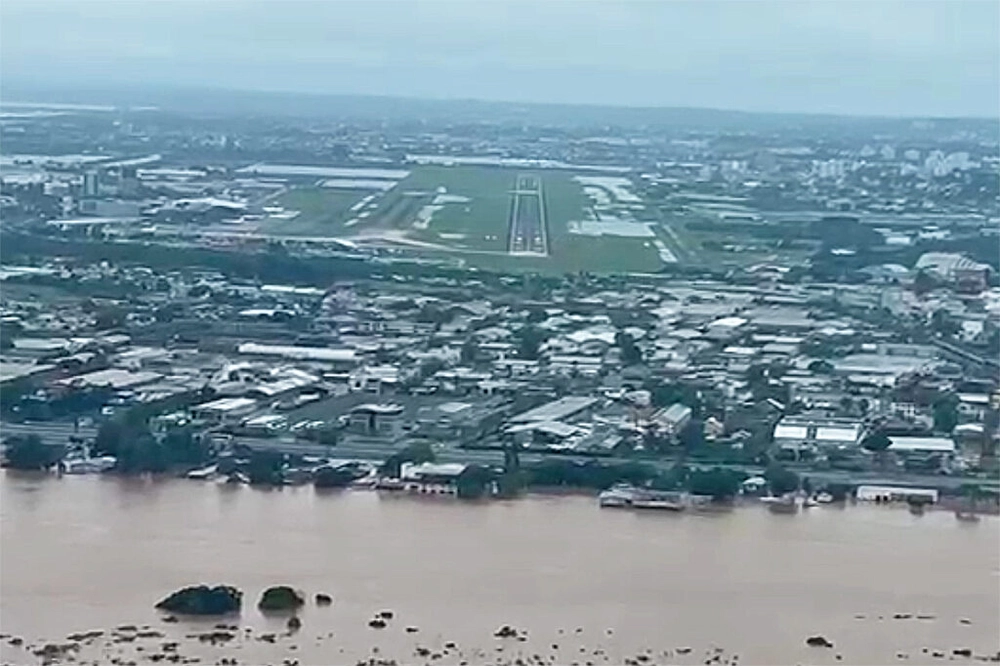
left=1, top=421, right=97, bottom=444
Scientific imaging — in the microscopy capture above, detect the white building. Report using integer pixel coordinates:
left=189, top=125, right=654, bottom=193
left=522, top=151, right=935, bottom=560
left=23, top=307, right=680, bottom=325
left=772, top=417, right=862, bottom=456
left=705, top=316, right=748, bottom=341
left=887, top=436, right=956, bottom=456
left=192, top=397, right=258, bottom=425
left=857, top=485, right=938, bottom=504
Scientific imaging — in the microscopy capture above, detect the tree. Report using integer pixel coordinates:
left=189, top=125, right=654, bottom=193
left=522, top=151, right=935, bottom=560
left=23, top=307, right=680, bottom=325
left=94, top=420, right=125, bottom=457
left=912, top=269, right=936, bottom=296
left=416, top=304, right=452, bottom=326
left=802, top=338, right=838, bottom=359
left=515, top=325, right=547, bottom=360
left=456, top=464, right=494, bottom=499
left=115, top=435, right=168, bottom=474
left=861, top=430, right=892, bottom=453
left=933, top=395, right=959, bottom=434
left=764, top=463, right=799, bottom=496
left=801, top=476, right=813, bottom=496
left=838, top=396, right=855, bottom=416
left=0, top=319, right=22, bottom=350
left=930, top=309, right=960, bottom=338
left=678, top=419, right=704, bottom=452
left=3, top=435, right=63, bottom=470
left=315, top=427, right=339, bottom=448
left=645, top=380, right=704, bottom=414
left=526, top=308, right=546, bottom=324
left=650, top=463, right=689, bottom=491
left=188, top=284, right=211, bottom=299
left=746, top=364, right=767, bottom=386
left=378, top=454, right=405, bottom=478
left=94, top=306, right=127, bottom=331
left=521, top=459, right=656, bottom=490
left=688, top=467, right=742, bottom=501
left=616, top=331, right=643, bottom=366
left=460, top=338, right=480, bottom=365
left=807, top=359, right=834, bottom=374
left=162, top=429, right=211, bottom=467
left=647, top=381, right=681, bottom=409
left=247, top=450, right=284, bottom=486
left=496, top=469, right=527, bottom=498
left=314, top=465, right=357, bottom=488
left=417, top=357, right=446, bottom=379
left=380, top=441, right=437, bottom=478
left=400, top=441, right=436, bottom=464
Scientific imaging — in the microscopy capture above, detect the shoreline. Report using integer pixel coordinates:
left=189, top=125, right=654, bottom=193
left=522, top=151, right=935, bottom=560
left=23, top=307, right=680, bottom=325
left=6, top=470, right=998, bottom=516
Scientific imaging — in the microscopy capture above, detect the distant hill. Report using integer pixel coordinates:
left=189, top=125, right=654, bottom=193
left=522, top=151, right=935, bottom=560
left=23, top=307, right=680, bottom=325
left=3, top=82, right=997, bottom=139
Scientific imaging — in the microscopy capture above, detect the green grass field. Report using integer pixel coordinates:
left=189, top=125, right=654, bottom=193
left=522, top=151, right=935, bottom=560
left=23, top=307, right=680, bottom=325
left=372, top=166, right=516, bottom=251
left=262, top=187, right=370, bottom=236
left=265, top=167, right=669, bottom=274
left=673, top=211, right=814, bottom=268
left=543, top=173, right=664, bottom=274
left=372, top=166, right=662, bottom=274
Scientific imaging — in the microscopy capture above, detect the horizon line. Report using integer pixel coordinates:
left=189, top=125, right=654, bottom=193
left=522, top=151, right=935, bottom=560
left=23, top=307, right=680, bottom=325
left=2, top=80, right=998, bottom=123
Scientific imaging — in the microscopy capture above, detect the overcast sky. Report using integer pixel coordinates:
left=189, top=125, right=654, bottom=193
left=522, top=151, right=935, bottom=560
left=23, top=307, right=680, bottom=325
left=2, top=0, right=997, bottom=117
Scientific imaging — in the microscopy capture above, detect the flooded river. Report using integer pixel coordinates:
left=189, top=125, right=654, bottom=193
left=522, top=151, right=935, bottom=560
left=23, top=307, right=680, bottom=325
left=1, top=473, right=998, bottom=665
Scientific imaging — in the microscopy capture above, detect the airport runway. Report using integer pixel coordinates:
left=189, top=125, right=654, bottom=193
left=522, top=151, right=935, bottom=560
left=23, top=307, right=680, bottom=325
left=507, top=173, right=548, bottom=256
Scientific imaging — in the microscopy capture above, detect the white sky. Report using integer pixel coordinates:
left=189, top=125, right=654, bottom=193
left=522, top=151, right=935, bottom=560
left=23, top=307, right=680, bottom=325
left=1, top=0, right=997, bottom=117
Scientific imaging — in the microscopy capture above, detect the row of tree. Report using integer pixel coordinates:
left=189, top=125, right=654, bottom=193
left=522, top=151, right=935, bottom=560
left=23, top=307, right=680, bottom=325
left=2, top=435, right=64, bottom=470
left=442, top=456, right=812, bottom=503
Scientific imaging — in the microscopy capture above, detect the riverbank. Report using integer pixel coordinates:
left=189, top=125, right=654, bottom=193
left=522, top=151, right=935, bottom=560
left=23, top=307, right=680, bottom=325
left=6, top=468, right=999, bottom=516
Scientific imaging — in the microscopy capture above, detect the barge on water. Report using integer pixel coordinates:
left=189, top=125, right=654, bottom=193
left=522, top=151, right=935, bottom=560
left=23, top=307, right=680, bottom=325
left=598, top=484, right=689, bottom=511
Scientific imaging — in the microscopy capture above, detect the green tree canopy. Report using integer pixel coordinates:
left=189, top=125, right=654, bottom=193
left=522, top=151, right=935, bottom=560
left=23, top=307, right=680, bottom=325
left=3, top=435, right=63, bottom=470
left=515, top=325, right=547, bottom=361
left=247, top=450, right=285, bottom=486
left=616, top=331, right=643, bottom=366
left=688, top=467, right=742, bottom=500
left=456, top=464, right=494, bottom=499
left=460, top=338, right=480, bottom=365
left=933, top=394, right=959, bottom=434
left=94, top=420, right=126, bottom=457
left=764, top=462, right=800, bottom=496
left=861, top=430, right=893, bottom=453
left=525, top=307, right=547, bottom=324
left=115, top=435, right=169, bottom=474
left=379, top=441, right=437, bottom=478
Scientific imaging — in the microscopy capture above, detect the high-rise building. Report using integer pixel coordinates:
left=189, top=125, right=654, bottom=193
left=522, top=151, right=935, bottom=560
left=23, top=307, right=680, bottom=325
left=83, top=171, right=99, bottom=197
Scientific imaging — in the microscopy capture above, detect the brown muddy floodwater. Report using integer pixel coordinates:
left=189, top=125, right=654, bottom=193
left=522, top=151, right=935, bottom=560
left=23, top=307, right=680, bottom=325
left=1, top=473, right=998, bottom=666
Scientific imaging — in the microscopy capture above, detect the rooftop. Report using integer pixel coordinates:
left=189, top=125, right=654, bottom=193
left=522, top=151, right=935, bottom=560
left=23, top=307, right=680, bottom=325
left=401, top=462, right=467, bottom=480
left=57, top=368, right=162, bottom=390
left=509, top=396, right=598, bottom=424
left=194, top=397, right=258, bottom=413
left=888, top=436, right=956, bottom=454
left=237, top=343, right=357, bottom=363
left=352, top=403, right=405, bottom=416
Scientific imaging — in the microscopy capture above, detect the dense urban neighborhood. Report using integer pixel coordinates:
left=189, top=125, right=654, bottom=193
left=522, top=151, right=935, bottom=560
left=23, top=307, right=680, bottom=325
left=1, top=94, right=998, bottom=512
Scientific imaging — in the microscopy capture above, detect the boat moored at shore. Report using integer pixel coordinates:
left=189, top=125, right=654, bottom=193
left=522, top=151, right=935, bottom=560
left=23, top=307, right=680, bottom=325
left=598, top=485, right=689, bottom=511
